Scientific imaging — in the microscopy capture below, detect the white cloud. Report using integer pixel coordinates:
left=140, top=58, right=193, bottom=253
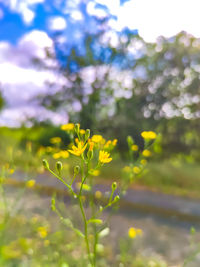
left=70, top=10, right=83, bottom=21
left=89, top=0, right=200, bottom=42
left=0, top=30, right=68, bottom=126
left=0, top=0, right=44, bottom=24
left=48, top=16, right=67, bottom=31
left=87, top=2, right=108, bottom=19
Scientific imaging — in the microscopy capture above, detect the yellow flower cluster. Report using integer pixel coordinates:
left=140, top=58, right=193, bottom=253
left=141, top=131, right=157, bottom=139
left=128, top=227, right=143, bottom=239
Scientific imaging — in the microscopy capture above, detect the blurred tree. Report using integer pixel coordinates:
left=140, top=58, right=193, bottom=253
left=38, top=27, right=200, bottom=159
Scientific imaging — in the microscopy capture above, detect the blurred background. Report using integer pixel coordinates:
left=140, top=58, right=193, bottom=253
left=0, top=0, right=200, bottom=194
left=0, top=0, right=200, bottom=266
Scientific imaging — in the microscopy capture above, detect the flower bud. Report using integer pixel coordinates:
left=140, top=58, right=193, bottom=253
left=85, top=129, right=90, bottom=141
left=113, top=195, right=120, bottom=203
left=56, top=161, right=63, bottom=173
left=42, top=159, right=49, bottom=170
left=127, top=136, right=134, bottom=146
left=87, top=150, right=93, bottom=160
left=74, top=165, right=80, bottom=175
left=112, top=182, right=117, bottom=190
left=74, top=123, right=80, bottom=134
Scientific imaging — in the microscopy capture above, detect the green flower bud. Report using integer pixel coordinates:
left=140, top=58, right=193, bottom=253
left=74, top=165, right=80, bottom=175
left=127, top=136, right=134, bottom=146
left=112, top=182, right=117, bottom=190
left=42, top=159, right=49, bottom=169
left=56, top=161, right=63, bottom=173
left=74, top=123, right=80, bottom=134
left=85, top=129, right=90, bottom=141
left=87, top=150, right=93, bottom=160
left=113, top=195, right=120, bottom=203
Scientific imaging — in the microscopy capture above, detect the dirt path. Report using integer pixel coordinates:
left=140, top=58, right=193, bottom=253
left=7, top=170, right=200, bottom=223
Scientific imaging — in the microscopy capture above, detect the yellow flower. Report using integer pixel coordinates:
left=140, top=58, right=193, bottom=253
left=50, top=137, right=61, bottom=144
left=142, top=149, right=151, bottom=157
left=61, top=123, right=74, bottom=131
left=141, top=159, right=147, bottom=165
left=105, top=140, right=111, bottom=147
left=26, top=179, right=36, bottom=188
left=80, top=129, right=86, bottom=135
left=92, top=135, right=103, bottom=143
left=37, top=226, right=48, bottom=239
left=141, top=131, right=157, bottom=140
left=68, top=141, right=87, bottom=156
left=89, top=141, right=94, bottom=151
left=133, top=166, right=140, bottom=174
left=112, top=139, right=118, bottom=146
left=131, top=145, right=138, bottom=151
left=100, top=138, right=106, bottom=145
left=9, top=168, right=15, bottom=174
left=99, top=150, right=112, bottom=164
left=46, top=146, right=53, bottom=153
left=123, top=166, right=131, bottom=173
left=52, top=152, right=61, bottom=159
left=60, top=150, right=69, bottom=158
left=89, top=169, right=100, bottom=176
left=128, top=227, right=143, bottom=239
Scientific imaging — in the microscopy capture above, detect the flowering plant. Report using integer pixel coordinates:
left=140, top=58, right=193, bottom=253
left=43, top=123, right=119, bottom=267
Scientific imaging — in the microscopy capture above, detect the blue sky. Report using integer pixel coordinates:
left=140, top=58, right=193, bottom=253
left=0, top=0, right=200, bottom=126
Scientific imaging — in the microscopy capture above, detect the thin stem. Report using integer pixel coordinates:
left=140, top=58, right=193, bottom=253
left=78, top=195, right=94, bottom=266
left=48, top=168, right=76, bottom=197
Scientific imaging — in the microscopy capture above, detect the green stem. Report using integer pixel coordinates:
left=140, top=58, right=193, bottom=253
left=78, top=195, right=94, bottom=266
left=48, top=168, right=76, bottom=197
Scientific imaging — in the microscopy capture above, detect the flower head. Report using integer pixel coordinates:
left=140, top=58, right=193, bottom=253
left=37, top=226, right=48, bottom=239
left=68, top=141, right=87, bottom=156
left=131, top=145, right=138, bottom=151
left=80, top=129, right=86, bottom=135
left=133, top=166, right=140, bottom=174
left=99, top=150, right=112, bottom=164
left=89, top=141, right=94, bottom=151
left=61, top=123, right=74, bottom=131
left=128, top=227, right=142, bottom=239
left=92, top=135, right=103, bottom=143
left=26, top=179, right=36, bottom=188
left=142, top=149, right=151, bottom=157
left=141, top=131, right=157, bottom=140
